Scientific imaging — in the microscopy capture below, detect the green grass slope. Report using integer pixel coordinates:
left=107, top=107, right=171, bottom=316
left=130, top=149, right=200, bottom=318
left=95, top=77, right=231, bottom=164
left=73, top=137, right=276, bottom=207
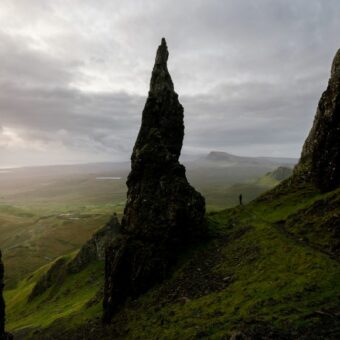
left=0, top=164, right=284, bottom=287
left=5, top=180, right=340, bottom=339
left=5, top=254, right=103, bottom=336
left=0, top=203, right=118, bottom=287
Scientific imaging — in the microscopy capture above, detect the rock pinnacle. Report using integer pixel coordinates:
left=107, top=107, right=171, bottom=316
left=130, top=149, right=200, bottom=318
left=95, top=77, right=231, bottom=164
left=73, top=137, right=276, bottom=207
left=295, top=48, right=340, bottom=192
left=103, top=38, right=206, bottom=322
left=149, top=38, right=174, bottom=94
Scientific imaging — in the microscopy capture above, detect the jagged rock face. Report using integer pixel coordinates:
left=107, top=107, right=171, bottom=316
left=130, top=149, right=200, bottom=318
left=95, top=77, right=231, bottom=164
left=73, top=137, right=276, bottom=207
left=295, top=49, right=340, bottom=192
left=0, top=250, right=5, bottom=339
left=103, top=38, right=206, bottom=322
left=268, top=167, right=293, bottom=182
left=68, top=214, right=120, bottom=273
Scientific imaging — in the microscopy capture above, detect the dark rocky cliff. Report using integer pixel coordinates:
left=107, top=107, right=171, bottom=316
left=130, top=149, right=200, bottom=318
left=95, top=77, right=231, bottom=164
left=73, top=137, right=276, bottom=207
left=295, top=49, right=340, bottom=192
left=103, top=38, right=206, bottom=322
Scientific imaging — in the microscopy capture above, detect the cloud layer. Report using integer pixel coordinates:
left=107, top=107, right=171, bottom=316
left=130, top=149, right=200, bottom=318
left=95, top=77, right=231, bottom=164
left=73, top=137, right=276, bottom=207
left=0, top=0, right=339, bottom=167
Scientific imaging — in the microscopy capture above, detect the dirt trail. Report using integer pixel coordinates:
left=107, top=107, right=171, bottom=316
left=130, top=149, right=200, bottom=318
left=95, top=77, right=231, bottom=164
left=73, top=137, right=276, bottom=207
left=241, top=205, right=340, bottom=265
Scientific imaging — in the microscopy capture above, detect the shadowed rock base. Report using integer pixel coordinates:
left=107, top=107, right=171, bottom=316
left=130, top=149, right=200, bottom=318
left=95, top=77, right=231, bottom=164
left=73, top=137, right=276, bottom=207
left=103, top=38, right=206, bottom=322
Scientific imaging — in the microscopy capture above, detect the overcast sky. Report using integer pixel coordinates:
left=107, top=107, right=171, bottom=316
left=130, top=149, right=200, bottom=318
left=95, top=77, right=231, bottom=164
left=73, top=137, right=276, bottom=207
left=0, top=0, right=339, bottom=167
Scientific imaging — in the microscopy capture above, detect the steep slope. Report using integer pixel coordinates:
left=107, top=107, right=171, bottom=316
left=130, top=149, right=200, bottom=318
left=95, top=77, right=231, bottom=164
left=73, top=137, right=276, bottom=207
left=256, top=166, right=293, bottom=187
left=4, top=215, right=121, bottom=336
left=5, top=257, right=103, bottom=337
left=28, top=214, right=120, bottom=301
left=6, top=184, right=339, bottom=339
left=261, top=48, right=340, bottom=257
left=267, top=166, right=293, bottom=182
left=103, top=38, right=206, bottom=321
left=0, top=203, right=114, bottom=288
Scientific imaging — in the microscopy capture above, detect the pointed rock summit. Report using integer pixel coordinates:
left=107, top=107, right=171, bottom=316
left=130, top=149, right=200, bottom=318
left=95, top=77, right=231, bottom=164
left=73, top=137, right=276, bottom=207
left=103, top=38, right=206, bottom=322
left=150, top=38, right=174, bottom=95
left=295, top=49, right=340, bottom=192
left=0, top=250, right=6, bottom=339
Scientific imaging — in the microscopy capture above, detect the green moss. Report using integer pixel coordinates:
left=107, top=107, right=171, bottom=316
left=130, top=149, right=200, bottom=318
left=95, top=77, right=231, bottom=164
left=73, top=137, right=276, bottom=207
left=113, top=184, right=340, bottom=338
left=5, top=181, right=340, bottom=338
left=5, top=259, right=103, bottom=332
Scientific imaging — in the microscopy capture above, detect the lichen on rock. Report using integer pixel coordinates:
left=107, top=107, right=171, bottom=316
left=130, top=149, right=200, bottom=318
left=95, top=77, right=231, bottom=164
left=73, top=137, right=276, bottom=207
left=295, top=49, right=340, bottom=192
left=103, top=38, right=206, bottom=322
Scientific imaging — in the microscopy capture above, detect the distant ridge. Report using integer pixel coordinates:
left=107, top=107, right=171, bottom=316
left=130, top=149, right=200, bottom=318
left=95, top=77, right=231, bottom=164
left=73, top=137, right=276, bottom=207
left=266, top=166, right=293, bottom=181
left=204, top=151, right=297, bottom=166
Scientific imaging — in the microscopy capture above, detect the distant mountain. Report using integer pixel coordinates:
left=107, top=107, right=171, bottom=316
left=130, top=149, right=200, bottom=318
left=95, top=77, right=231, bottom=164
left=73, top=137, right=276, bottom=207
left=0, top=154, right=297, bottom=212
left=0, top=152, right=297, bottom=178
left=205, top=151, right=248, bottom=163
left=203, top=151, right=297, bottom=167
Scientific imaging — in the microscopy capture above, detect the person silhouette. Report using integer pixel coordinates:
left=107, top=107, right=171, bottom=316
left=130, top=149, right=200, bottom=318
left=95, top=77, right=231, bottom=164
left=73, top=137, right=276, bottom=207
left=239, top=194, right=243, bottom=205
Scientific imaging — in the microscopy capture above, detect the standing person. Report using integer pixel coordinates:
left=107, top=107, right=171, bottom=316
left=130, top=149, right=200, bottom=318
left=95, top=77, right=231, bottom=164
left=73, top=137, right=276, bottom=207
left=239, top=194, right=243, bottom=206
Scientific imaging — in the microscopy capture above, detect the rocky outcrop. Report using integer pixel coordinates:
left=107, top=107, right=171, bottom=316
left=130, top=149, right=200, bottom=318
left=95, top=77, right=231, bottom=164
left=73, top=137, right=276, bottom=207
left=295, top=49, right=340, bottom=192
left=0, top=250, right=5, bottom=339
left=267, top=167, right=293, bottom=182
left=68, top=214, right=120, bottom=273
left=29, top=256, right=68, bottom=301
left=103, top=38, right=206, bottom=322
left=29, top=215, right=120, bottom=300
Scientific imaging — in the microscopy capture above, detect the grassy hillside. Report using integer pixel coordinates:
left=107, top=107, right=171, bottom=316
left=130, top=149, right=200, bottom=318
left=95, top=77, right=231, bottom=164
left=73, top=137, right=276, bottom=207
left=0, top=162, right=290, bottom=287
left=5, top=179, right=340, bottom=339
left=0, top=203, right=119, bottom=288
left=0, top=166, right=127, bottom=286
left=5, top=255, right=103, bottom=334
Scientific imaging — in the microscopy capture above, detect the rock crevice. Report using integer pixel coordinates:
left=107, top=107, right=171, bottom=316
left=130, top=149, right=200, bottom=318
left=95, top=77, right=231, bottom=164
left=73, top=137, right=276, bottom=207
left=103, top=38, right=206, bottom=322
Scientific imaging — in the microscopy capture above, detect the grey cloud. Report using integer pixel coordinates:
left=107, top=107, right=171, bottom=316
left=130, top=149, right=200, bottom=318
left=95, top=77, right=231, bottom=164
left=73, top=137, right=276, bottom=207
left=0, top=0, right=339, bottom=166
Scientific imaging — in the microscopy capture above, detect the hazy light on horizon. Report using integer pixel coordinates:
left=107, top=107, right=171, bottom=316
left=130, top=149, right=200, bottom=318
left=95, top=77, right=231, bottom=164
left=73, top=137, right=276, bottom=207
left=0, top=0, right=339, bottom=167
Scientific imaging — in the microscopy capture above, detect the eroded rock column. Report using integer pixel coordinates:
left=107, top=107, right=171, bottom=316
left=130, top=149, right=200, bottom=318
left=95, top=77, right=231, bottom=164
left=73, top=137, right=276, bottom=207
left=103, top=38, right=206, bottom=322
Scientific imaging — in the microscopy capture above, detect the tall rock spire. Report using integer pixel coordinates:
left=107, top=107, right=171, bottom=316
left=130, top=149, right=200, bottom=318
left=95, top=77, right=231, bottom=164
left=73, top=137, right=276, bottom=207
left=103, top=38, right=206, bottom=322
left=295, top=49, right=340, bottom=192
left=0, top=250, right=5, bottom=339
left=149, top=38, right=174, bottom=94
